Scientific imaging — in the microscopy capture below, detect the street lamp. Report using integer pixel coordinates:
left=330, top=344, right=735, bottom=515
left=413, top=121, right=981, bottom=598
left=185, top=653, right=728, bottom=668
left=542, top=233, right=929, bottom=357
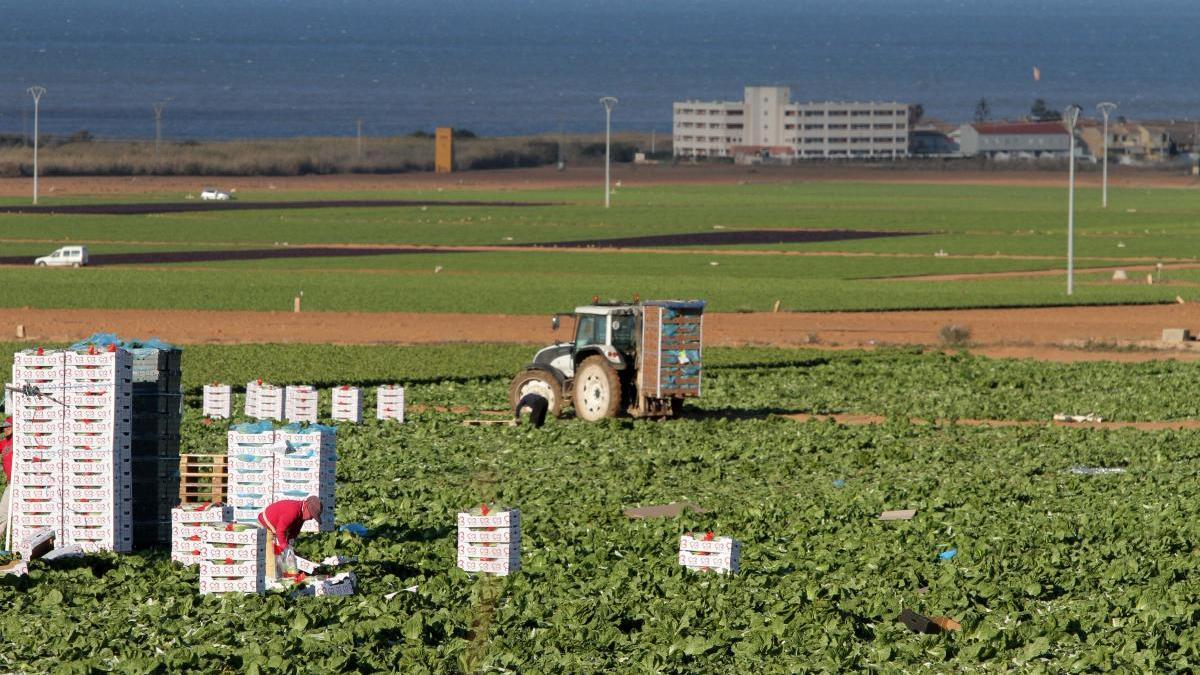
left=153, top=102, right=166, bottom=168
left=27, top=86, right=45, bottom=205
left=1096, top=102, right=1117, bottom=208
left=599, top=96, right=618, bottom=208
left=1065, top=104, right=1082, bottom=296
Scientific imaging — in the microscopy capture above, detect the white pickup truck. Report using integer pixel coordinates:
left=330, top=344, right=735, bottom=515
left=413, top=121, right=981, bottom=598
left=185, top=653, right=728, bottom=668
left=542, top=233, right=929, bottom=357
left=35, top=245, right=89, bottom=268
left=200, top=187, right=231, bottom=201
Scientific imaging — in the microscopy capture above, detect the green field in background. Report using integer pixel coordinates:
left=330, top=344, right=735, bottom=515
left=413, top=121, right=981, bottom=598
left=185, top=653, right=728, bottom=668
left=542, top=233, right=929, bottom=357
left=0, top=180, right=1194, bottom=313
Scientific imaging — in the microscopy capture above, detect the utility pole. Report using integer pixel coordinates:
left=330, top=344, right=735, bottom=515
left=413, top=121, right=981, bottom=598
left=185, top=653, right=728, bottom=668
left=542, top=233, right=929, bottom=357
left=356, top=119, right=363, bottom=161
left=28, top=86, right=45, bottom=205
left=600, top=96, right=618, bottom=208
left=1096, top=102, right=1117, bottom=208
left=1065, top=105, right=1082, bottom=296
left=153, top=102, right=166, bottom=169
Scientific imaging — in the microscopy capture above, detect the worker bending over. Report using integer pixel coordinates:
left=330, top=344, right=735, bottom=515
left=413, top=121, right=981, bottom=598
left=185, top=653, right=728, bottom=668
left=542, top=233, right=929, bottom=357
left=257, top=496, right=322, bottom=579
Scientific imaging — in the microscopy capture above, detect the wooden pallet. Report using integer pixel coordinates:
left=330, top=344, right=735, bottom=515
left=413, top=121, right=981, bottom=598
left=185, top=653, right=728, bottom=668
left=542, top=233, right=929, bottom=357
left=178, top=454, right=229, bottom=504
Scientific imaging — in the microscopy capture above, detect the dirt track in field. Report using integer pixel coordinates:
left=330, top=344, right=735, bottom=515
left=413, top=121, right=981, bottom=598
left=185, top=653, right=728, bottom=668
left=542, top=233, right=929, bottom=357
left=5, top=304, right=1200, bottom=363
left=0, top=230, right=920, bottom=266
left=0, top=199, right=553, bottom=216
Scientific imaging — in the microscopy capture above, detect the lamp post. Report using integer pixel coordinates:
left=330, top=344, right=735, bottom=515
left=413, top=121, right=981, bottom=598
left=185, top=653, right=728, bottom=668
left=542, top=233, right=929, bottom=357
left=153, top=102, right=166, bottom=168
left=599, top=96, right=618, bottom=208
left=28, top=86, right=45, bottom=205
left=1065, top=104, right=1082, bottom=296
left=1096, top=102, right=1117, bottom=208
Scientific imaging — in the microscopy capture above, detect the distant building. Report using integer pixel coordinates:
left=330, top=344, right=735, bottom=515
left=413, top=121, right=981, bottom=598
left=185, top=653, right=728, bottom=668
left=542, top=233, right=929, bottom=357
left=909, top=127, right=959, bottom=156
left=673, top=86, right=909, bottom=162
left=956, top=122, right=1071, bottom=158
left=1079, top=122, right=1173, bottom=161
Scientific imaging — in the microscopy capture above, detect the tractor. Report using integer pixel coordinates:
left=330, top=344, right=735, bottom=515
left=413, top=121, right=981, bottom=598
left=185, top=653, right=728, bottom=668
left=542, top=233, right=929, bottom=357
left=508, top=299, right=705, bottom=421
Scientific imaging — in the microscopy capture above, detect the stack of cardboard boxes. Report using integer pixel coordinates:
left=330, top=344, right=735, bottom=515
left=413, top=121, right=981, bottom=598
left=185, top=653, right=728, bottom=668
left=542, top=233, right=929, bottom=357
left=376, top=385, right=405, bottom=422
left=198, top=523, right=266, bottom=595
left=170, top=502, right=233, bottom=566
left=284, top=385, right=319, bottom=424
left=331, top=386, right=362, bottom=423
left=457, top=507, right=520, bottom=576
left=129, top=343, right=182, bottom=549
left=202, top=384, right=232, bottom=419
left=8, top=347, right=134, bottom=553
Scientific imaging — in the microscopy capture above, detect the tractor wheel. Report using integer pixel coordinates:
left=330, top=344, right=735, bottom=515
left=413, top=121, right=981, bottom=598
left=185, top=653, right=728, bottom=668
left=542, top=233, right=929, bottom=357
left=573, top=356, right=621, bottom=422
left=508, top=370, right=562, bottom=418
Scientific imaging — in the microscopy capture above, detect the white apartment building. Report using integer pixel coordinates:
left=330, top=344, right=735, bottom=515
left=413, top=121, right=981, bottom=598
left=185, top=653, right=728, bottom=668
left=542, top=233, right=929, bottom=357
left=673, top=86, right=909, bottom=161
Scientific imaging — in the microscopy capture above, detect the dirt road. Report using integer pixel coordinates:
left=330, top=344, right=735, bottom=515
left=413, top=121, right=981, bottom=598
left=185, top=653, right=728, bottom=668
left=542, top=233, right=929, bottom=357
left=5, top=304, right=1200, bottom=362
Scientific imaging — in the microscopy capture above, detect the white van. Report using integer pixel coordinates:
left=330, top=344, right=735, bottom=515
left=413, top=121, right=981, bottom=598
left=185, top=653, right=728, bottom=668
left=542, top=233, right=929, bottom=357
left=34, top=245, right=89, bottom=268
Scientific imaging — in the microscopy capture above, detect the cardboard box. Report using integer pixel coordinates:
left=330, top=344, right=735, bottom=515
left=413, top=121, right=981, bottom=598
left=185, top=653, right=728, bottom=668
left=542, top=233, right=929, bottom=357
left=172, top=504, right=234, bottom=523
left=457, top=557, right=520, bottom=575
left=312, top=572, right=356, bottom=597
left=376, top=385, right=405, bottom=422
left=678, top=534, right=740, bottom=574
left=199, top=576, right=264, bottom=595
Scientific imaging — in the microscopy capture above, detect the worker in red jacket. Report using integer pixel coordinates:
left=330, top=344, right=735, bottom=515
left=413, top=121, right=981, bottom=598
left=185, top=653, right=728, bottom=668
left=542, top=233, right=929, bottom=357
left=257, top=496, right=322, bottom=578
left=0, top=417, right=12, bottom=542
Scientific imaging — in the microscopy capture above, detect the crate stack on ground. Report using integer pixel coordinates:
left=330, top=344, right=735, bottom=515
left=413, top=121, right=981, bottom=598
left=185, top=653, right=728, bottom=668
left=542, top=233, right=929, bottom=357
left=7, top=349, right=67, bottom=551
left=170, top=503, right=233, bottom=566
left=199, top=523, right=266, bottom=595
left=376, top=385, right=405, bottom=422
left=203, top=384, right=232, bottom=419
left=62, top=347, right=134, bottom=553
left=457, top=507, right=520, bottom=576
left=226, top=423, right=278, bottom=525
left=678, top=533, right=740, bottom=574
left=285, top=385, right=319, bottom=424
left=127, top=340, right=183, bottom=550
left=245, top=381, right=285, bottom=421
left=331, top=386, right=362, bottom=423
left=276, top=424, right=336, bottom=533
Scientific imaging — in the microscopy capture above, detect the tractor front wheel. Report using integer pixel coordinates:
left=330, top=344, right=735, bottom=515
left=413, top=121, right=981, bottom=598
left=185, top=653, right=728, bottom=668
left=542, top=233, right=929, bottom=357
left=573, top=356, right=621, bottom=421
left=509, top=369, right=562, bottom=418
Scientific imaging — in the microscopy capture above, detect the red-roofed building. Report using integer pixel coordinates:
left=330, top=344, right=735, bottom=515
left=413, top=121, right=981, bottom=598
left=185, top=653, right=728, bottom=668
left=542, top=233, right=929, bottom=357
left=958, top=121, right=1072, bottom=158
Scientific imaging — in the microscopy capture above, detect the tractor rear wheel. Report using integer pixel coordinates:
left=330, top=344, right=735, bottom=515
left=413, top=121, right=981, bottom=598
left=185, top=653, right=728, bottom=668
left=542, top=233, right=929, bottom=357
left=573, top=356, right=621, bottom=421
left=509, top=370, right=562, bottom=418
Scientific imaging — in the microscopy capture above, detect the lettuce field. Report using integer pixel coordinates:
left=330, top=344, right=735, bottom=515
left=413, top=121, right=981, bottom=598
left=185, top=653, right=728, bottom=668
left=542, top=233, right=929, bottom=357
left=3, top=344, right=1200, bottom=672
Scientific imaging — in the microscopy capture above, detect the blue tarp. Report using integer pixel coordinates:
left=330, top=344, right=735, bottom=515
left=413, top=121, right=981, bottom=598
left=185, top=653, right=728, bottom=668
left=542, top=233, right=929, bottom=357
left=232, top=420, right=275, bottom=434
left=69, top=333, right=179, bottom=354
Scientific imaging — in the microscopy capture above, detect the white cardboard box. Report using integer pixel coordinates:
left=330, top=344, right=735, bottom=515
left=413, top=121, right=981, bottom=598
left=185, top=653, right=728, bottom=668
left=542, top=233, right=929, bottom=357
left=678, top=534, right=740, bottom=574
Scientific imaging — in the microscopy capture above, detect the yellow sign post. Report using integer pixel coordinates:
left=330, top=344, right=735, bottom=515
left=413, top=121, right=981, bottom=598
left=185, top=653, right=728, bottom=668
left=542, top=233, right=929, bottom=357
left=435, top=127, right=453, bottom=173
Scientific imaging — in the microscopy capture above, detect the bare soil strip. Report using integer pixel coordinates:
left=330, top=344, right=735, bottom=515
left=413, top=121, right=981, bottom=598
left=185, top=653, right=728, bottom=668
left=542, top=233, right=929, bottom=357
left=536, top=229, right=921, bottom=249
left=0, top=198, right=552, bottom=216
left=0, top=230, right=922, bottom=266
left=5, top=304, right=1200, bottom=363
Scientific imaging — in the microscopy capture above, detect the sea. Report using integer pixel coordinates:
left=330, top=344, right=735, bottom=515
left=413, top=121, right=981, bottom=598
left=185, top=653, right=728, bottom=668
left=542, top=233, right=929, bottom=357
left=1, top=0, right=1198, bottom=140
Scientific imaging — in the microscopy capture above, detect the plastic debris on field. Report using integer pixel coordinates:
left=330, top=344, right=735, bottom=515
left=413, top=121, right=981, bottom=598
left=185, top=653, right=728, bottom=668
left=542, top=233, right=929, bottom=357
left=832, top=479, right=846, bottom=488
left=938, top=548, right=957, bottom=561
left=339, top=523, right=369, bottom=537
left=1068, top=466, right=1127, bottom=475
